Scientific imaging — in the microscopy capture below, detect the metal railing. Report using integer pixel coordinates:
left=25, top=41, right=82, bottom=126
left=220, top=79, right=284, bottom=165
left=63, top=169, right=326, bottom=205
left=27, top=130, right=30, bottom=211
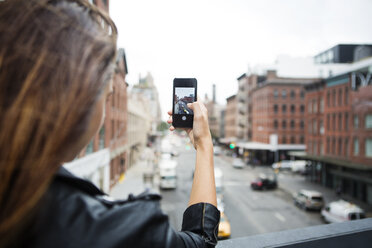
left=217, top=218, right=372, bottom=248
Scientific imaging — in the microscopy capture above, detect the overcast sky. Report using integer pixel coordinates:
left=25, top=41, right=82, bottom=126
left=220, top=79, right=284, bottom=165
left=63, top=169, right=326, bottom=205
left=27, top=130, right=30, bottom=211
left=110, top=0, right=372, bottom=120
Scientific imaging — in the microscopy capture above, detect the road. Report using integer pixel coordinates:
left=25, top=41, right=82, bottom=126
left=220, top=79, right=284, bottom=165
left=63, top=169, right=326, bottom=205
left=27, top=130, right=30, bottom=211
left=160, top=146, right=323, bottom=238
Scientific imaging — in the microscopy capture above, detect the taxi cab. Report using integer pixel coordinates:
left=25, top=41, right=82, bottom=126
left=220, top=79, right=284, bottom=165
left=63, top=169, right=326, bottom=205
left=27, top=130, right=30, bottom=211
left=218, top=212, right=231, bottom=239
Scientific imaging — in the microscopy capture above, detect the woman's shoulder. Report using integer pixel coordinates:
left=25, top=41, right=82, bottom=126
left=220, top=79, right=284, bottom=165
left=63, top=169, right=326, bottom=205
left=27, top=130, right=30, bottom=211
left=29, top=167, right=167, bottom=248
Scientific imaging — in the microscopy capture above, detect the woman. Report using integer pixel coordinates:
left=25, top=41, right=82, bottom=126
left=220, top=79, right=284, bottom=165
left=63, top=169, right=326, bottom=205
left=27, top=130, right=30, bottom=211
left=0, top=0, right=219, bottom=247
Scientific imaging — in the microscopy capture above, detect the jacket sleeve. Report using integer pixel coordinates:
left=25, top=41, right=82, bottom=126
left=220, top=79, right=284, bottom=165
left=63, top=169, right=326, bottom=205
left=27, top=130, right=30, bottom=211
left=165, top=202, right=220, bottom=248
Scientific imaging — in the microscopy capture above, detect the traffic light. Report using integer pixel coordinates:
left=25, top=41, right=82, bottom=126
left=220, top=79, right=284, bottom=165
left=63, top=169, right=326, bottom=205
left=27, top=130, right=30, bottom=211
left=229, top=143, right=236, bottom=149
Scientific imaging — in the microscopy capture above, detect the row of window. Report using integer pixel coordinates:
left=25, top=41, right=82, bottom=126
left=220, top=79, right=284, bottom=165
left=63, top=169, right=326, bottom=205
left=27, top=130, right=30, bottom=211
left=281, top=136, right=305, bottom=144
left=326, top=113, right=372, bottom=131
left=273, top=104, right=305, bottom=114
left=274, top=120, right=304, bottom=129
left=273, top=89, right=305, bottom=99
left=326, top=86, right=349, bottom=107
left=308, top=98, right=324, bottom=114
left=323, top=137, right=372, bottom=158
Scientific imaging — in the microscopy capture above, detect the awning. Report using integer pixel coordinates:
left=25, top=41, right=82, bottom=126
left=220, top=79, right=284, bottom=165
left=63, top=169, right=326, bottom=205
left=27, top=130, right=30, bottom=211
left=237, top=141, right=306, bottom=151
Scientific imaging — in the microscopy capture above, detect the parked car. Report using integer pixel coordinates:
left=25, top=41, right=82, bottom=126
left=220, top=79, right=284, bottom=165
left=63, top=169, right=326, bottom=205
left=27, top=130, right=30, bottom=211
left=291, top=160, right=308, bottom=174
left=159, top=159, right=177, bottom=189
left=251, top=175, right=277, bottom=190
left=321, top=200, right=365, bottom=223
left=232, top=158, right=245, bottom=169
left=218, top=212, right=231, bottom=239
left=214, top=168, right=224, bottom=194
left=272, top=160, right=292, bottom=170
left=293, top=190, right=324, bottom=210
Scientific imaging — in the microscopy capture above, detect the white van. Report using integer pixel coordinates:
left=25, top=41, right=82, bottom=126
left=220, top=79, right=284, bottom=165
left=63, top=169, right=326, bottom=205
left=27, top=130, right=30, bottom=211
left=214, top=168, right=223, bottom=194
left=321, top=200, right=365, bottom=223
left=159, top=159, right=177, bottom=189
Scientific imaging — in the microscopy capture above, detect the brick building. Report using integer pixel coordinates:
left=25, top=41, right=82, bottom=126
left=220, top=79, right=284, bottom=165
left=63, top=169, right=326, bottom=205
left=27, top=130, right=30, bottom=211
left=223, top=94, right=238, bottom=141
left=298, top=62, right=372, bottom=204
left=238, top=70, right=318, bottom=164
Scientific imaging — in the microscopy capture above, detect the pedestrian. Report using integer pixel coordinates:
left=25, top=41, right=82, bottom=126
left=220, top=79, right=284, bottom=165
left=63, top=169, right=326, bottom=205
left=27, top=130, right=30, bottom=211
left=0, top=1, right=219, bottom=247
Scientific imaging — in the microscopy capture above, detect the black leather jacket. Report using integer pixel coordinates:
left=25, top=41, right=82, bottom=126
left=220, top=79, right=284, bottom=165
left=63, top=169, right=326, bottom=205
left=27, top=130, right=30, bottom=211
left=26, top=167, right=220, bottom=248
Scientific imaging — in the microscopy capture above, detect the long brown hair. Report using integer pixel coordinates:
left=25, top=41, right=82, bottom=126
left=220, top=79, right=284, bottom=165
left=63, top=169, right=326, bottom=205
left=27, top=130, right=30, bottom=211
left=0, top=0, right=117, bottom=246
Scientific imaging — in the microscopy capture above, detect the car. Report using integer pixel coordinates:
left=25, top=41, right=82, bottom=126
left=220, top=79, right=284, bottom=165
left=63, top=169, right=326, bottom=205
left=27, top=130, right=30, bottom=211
left=232, top=158, right=245, bottom=169
left=272, top=160, right=293, bottom=170
left=251, top=175, right=277, bottom=190
left=218, top=212, right=231, bottom=239
left=293, top=190, right=324, bottom=210
left=321, top=200, right=365, bottom=223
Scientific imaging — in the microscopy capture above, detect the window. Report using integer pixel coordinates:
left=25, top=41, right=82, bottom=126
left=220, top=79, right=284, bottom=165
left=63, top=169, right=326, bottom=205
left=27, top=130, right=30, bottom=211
left=300, top=120, right=304, bottom=129
left=338, top=89, right=343, bottom=106
left=345, top=87, right=349, bottom=105
left=274, top=104, right=278, bottom=113
left=282, top=89, right=287, bottom=99
left=327, top=91, right=330, bottom=107
left=354, top=115, right=359, bottom=129
left=332, top=138, right=336, bottom=154
left=274, top=89, right=279, bottom=98
left=291, top=136, right=296, bottom=144
left=327, top=137, right=330, bottom=153
left=282, top=104, right=287, bottom=113
left=338, top=113, right=342, bottom=130
left=365, top=114, right=372, bottom=129
left=333, top=114, right=336, bottom=130
left=313, top=141, right=318, bottom=155
left=327, top=114, right=330, bottom=130
left=308, top=120, right=312, bottom=134
left=338, top=138, right=342, bottom=155
left=345, top=113, right=349, bottom=131
left=300, top=105, right=305, bottom=113
left=320, top=141, right=324, bottom=155
left=291, top=105, right=295, bottom=114
left=99, top=126, right=105, bottom=149
left=313, top=119, right=317, bottom=134
left=308, top=101, right=312, bottom=113
left=290, top=90, right=295, bottom=99
left=313, top=99, right=318, bottom=113
left=366, top=139, right=372, bottom=157
left=320, top=98, right=324, bottom=113
left=345, top=138, right=349, bottom=157
left=290, top=120, right=295, bottom=129
left=332, top=89, right=336, bottom=107
left=282, top=136, right=287, bottom=144
left=300, top=136, right=305, bottom=144
left=86, top=139, right=94, bottom=154
left=354, top=138, right=359, bottom=156
left=274, top=120, right=278, bottom=129
left=282, top=120, right=287, bottom=129
left=320, top=120, right=324, bottom=134
left=300, top=91, right=305, bottom=99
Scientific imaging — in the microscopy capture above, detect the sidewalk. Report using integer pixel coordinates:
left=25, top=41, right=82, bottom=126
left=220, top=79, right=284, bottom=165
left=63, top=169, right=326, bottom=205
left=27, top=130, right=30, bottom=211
left=110, top=159, right=159, bottom=199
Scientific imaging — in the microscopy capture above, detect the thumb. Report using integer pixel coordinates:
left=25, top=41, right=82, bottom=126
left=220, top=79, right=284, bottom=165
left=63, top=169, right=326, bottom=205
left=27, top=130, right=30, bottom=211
left=187, top=102, right=194, bottom=110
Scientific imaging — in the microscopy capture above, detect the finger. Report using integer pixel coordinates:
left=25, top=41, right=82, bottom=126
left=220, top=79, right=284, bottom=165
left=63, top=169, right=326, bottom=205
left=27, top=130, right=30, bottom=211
left=167, top=109, right=172, bottom=116
left=167, top=115, right=173, bottom=124
left=169, top=125, right=175, bottom=131
left=187, top=102, right=194, bottom=110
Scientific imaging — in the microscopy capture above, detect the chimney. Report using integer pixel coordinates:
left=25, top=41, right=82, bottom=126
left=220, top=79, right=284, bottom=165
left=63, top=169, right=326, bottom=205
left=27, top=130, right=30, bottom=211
left=266, top=70, right=277, bottom=80
left=212, top=84, right=216, bottom=103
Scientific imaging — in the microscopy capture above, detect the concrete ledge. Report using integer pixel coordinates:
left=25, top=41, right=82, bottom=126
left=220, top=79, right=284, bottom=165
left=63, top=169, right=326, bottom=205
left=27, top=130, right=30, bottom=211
left=217, top=218, right=372, bottom=248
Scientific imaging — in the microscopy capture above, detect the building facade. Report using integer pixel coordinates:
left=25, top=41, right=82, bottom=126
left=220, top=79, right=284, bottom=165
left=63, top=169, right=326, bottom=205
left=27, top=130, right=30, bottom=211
left=224, top=95, right=238, bottom=140
left=300, top=64, right=372, bottom=204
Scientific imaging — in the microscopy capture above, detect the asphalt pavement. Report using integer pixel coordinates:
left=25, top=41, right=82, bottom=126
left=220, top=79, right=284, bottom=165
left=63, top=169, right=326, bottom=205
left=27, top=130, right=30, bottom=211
left=110, top=143, right=371, bottom=239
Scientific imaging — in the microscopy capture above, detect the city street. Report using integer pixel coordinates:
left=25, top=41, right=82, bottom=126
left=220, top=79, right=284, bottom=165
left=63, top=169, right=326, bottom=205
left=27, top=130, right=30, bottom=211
left=160, top=145, right=324, bottom=238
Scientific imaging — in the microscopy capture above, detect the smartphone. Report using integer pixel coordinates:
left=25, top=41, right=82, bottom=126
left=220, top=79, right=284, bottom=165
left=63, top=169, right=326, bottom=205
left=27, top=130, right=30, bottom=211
left=172, top=78, right=197, bottom=128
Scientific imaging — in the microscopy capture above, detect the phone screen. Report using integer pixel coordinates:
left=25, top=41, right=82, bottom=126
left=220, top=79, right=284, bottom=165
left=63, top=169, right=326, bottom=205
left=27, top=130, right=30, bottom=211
left=174, top=87, right=195, bottom=115
left=172, top=78, right=197, bottom=128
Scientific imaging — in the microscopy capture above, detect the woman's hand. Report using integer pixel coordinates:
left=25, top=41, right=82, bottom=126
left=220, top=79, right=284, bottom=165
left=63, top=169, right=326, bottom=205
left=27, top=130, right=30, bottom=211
left=167, top=100, right=212, bottom=150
